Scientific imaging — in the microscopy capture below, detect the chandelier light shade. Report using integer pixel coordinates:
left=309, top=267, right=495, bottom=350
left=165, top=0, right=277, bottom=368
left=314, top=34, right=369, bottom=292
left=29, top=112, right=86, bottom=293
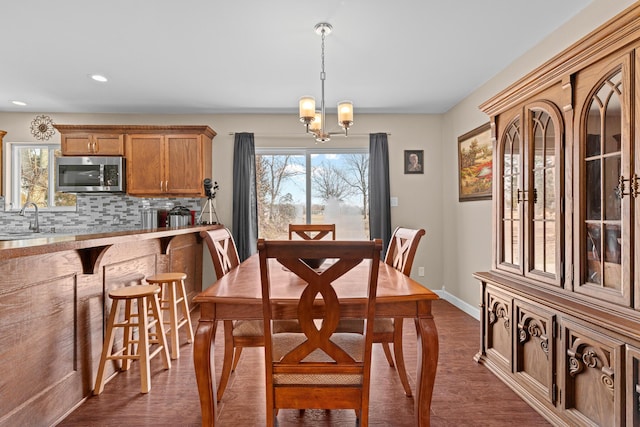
left=298, top=23, right=354, bottom=143
left=299, top=96, right=315, bottom=123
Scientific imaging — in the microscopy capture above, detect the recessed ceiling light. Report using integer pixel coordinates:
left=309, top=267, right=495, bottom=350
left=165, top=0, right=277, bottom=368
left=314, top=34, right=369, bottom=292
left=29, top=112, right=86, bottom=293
left=11, top=100, right=27, bottom=106
left=90, top=74, right=108, bottom=82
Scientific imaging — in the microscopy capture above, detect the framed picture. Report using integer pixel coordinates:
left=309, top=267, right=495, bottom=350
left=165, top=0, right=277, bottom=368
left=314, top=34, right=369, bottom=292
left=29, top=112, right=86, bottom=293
left=458, top=122, right=492, bottom=201
left=404, top=150, right=424, bottom=174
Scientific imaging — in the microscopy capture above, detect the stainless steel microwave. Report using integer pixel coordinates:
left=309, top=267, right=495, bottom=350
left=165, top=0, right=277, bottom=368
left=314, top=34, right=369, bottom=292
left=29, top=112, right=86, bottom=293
left=56, top=156, right=125, bottom=192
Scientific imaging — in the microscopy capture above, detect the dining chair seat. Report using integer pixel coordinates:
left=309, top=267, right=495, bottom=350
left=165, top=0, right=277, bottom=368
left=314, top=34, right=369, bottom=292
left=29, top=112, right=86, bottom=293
left=272, top=333, right=365, bottom=385
left=231, top=319, right=264, bottom=336
left=337, top=318, right=394, bottom=333
left=232, top=319, right=296, bottom=336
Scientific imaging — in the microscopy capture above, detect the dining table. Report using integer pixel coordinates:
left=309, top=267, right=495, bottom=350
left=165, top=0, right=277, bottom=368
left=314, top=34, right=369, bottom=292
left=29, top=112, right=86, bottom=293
left=192, top=254, right=439, bottom=426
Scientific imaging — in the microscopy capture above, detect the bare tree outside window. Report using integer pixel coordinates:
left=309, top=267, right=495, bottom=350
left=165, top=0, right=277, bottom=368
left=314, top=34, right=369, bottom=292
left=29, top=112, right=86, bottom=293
left=338, top=153, right=369, bottom=220
left=13, top=144, right=76, bottom=209
left=312, top=161, right=353, bottom=202
left=256, top=149, right=369, bottom=240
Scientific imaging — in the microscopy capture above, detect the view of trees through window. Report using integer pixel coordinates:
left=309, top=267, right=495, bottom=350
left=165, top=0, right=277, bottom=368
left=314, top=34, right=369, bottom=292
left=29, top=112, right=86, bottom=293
left=256, top=149, right=369, bottom=240
left=12, top=145, right=76, bottom=209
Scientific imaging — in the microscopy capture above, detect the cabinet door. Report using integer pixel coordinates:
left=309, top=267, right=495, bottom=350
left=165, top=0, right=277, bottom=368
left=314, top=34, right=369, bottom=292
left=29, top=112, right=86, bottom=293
left=125, top=134, right=164, bottom=195
left=627, top=344, right=640, bottom=427
left=514, top=299, right=556, bottom=404
left=92, top=134, right=124, bottom=155
left=561, top=319, right=624, bottom=427
left=62, top=133, right=124, bottom=155
left=165, top=134, right=203, bottom=195
left=574, top=51, right=632, bottom=306
left=484, top=286, right=513, bottom=370
left=496, top=96, right=564, bottom=287
left=523, top=101, right=564, bottom=286
left=497, top=112, right=523, bottom=275
left=61, top=134, right=93, bottom=155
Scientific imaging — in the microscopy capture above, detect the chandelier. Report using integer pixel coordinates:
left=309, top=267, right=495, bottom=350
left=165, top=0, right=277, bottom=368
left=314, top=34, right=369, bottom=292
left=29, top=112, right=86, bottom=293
left=298, top=23, right=353, bottom=143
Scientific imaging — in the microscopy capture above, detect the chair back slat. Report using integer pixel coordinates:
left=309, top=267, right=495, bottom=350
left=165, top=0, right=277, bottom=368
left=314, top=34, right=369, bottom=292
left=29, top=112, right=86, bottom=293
left=384, top=227, right=426, bottom=275
left=200, top=228, right=240, bottom=278
left=288, top=223, right=336, bottom=240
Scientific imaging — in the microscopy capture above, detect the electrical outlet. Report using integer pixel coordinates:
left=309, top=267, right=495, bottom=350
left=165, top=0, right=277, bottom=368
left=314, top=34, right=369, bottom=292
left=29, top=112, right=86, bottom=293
left=418, top=266, right=425, bottom=277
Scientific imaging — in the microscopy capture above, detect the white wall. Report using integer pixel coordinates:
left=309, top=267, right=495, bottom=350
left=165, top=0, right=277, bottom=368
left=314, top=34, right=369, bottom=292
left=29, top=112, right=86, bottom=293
left=440, top=0, right=637, bottom=316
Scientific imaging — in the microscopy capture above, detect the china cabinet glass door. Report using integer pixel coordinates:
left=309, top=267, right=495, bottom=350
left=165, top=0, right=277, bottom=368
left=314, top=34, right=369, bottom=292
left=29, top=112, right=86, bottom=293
left=578, top=64, right=631, bottom=306
left=500, top=117, right=522, bottom=272
left=498, top=103, right=563, bottom=286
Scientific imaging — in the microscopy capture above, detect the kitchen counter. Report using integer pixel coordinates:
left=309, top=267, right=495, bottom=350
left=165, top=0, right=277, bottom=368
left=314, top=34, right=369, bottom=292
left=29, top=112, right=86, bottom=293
left=0, top=225, right=218, bottom=262
left=0, top=224, right=220, bottom=427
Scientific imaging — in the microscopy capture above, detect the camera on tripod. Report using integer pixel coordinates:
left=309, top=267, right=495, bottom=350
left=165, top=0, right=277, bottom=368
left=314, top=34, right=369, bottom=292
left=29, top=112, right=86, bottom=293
left=203, top=178, right=219, bottom=199
left=200, top=178, right=220, bottom=225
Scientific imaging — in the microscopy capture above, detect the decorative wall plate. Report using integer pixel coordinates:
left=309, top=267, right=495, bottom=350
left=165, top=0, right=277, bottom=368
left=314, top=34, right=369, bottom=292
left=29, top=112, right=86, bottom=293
left=30, top=115, right=55, bottom=141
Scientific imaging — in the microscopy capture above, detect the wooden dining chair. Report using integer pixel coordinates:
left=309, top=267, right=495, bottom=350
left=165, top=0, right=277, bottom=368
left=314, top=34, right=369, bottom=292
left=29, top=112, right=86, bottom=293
left=288, top=223, right=336, bottom=240
left=337, top=226, right=425, bottom=397
left=258, top=238, right=382, bottom=427
left=378, top=226, right=426, bottom=396
left=200, top=228, right=264, bottom=402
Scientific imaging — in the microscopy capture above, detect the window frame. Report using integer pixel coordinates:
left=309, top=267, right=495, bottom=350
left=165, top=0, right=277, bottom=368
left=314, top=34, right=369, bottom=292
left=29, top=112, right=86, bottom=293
left=7, top=141, right=76, bottom=212
left=255, top=146, right=369, bottom=233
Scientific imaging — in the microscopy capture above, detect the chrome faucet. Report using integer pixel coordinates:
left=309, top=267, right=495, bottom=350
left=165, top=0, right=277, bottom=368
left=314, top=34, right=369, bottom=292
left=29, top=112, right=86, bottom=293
left=19, top=201, right=40, bottom=233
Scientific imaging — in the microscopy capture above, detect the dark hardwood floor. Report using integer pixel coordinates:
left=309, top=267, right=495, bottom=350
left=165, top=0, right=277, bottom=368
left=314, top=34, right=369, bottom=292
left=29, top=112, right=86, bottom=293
left=58, top=300, right=550, bottom=426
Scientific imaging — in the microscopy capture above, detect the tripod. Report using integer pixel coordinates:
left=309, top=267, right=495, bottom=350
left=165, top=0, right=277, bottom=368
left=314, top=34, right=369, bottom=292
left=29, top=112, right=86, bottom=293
left=198, top=197, right=220, bottom=225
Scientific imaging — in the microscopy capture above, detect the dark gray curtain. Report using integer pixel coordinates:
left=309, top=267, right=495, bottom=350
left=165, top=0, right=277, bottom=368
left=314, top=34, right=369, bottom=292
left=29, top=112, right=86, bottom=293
left=369, top=133, right=392, bottom=254
left=232, top=132, right=258, bottom=261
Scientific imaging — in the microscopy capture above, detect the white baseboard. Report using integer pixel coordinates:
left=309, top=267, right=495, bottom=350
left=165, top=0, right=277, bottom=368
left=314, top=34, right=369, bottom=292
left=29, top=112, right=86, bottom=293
left=433, top=289, right=480, bottom=320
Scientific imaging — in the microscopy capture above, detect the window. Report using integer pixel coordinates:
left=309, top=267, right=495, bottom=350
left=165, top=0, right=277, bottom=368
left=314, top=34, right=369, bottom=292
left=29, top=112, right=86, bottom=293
left=256, top=148, right=369, bottom=240
left=10, top=143, right=76, bottom=210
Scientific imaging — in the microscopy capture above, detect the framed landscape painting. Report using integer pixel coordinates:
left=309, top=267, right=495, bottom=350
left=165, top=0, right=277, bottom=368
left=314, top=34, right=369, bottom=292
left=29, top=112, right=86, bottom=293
left=458, top=122, right=492, bottom=201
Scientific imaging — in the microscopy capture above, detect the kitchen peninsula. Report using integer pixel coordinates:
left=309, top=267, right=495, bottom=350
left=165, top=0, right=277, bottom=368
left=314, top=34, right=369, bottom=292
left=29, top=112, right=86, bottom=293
left=0, top=225, right=220, bottom=427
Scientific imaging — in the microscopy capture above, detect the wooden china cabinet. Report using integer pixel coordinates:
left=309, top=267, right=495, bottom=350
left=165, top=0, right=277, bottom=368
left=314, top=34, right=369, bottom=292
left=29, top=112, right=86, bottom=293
left=474, top=4, right=640, bottom=426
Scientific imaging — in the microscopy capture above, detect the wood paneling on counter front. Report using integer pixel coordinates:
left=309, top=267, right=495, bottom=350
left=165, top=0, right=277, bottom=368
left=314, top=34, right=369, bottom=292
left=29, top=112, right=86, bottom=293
left=0, top=226, right=219, bottom=427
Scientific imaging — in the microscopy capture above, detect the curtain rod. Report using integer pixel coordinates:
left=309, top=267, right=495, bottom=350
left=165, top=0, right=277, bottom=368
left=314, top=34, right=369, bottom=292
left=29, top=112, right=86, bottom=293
left=227, top=132, right=390, bottom=138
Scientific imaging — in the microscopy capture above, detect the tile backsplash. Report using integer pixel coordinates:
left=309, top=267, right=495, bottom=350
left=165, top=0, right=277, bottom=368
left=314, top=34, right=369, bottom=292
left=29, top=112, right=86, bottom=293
left=0, top=194, right=203, bottom=232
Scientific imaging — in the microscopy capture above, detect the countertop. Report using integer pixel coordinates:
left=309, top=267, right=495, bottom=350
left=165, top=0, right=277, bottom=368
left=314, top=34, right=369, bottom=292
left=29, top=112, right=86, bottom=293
left=0, top=224, right=220, bottom=261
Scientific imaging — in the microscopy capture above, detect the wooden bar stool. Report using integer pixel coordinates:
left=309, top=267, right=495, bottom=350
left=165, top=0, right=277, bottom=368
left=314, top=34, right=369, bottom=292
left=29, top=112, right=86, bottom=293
left=94, top=284, right=171, bottom=395
left=145, top=272, right=194, bottom=359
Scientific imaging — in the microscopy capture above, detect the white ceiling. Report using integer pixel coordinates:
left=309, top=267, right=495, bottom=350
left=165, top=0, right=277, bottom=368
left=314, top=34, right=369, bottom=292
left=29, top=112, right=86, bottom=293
left=1, top=0, right=593, bottom=115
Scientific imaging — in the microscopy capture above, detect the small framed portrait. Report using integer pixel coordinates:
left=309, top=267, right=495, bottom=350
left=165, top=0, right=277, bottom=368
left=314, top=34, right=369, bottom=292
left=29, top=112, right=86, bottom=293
left=458, top=122, right=492, bottom=201
left=404, top=150, right=424, bottom=174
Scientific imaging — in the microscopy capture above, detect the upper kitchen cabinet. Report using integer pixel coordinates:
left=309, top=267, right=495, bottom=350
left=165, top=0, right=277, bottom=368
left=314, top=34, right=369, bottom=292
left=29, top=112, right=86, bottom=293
left=54, top=125, right=125, bottom=156
left=124, top=126, right=215, bottom=197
